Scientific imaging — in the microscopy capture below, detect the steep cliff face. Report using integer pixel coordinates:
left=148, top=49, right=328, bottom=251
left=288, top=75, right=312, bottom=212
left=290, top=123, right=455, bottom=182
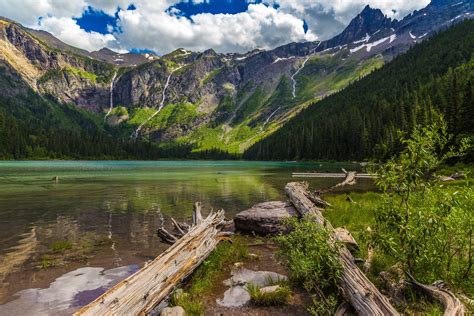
left=0, top=19, right=114, bottom=112
left=0, top=0, right=472, bottom=154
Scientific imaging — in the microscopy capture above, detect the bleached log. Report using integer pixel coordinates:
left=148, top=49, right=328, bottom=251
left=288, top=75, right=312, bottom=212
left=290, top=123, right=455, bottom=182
left=285, top=182, right=399, bottom=316
left=335, top=302, right=352, bottom=316
left=364, top=246, right=374, bottom=273
left=75, top=208, right=227, bottom=316
left=157, top=227, right=178, bottom=244
left=192, top=202, right=203, bottom=225
left=334, top=227, right=359, bottom=251
left=171, top=217, right=187, bottom=237
left=318, top=169, right=357, bottom=195
left=407, top=274, right=466, bottom=316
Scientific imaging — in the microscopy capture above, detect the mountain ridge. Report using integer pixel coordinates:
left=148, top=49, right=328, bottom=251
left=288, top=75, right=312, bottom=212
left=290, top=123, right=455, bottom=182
left=0, top=0, right=472, bottom=158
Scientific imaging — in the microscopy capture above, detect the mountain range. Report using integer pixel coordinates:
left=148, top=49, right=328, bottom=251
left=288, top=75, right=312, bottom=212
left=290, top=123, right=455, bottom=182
left=0, top=0, right=472, bottom=159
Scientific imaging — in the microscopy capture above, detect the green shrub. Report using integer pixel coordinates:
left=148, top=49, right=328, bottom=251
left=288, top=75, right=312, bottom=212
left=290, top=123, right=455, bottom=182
left=370, top=119, right=473, bottom=292
left=276, top=216, right=343, bottom=314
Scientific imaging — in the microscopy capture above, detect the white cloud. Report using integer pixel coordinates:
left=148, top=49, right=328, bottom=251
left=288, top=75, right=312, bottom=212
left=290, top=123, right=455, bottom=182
left=39, top=16, right=116, bottom=51
left=114, top=3, right=316, bottom=54
left=0, top=0, right=87, bottom=25
left=0, top=0, right=433, bottom=53
left=264, top=0, right=431, bottom=39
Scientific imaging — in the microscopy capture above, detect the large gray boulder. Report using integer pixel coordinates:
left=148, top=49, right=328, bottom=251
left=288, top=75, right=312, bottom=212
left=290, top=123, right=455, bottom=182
left=234, top=201, right=297, bottom=235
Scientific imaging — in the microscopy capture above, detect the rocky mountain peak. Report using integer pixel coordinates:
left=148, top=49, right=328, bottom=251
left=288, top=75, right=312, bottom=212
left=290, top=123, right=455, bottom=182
left=327, top=5, right=394, bottom=46
left=95, top=47, right=115, bottom=55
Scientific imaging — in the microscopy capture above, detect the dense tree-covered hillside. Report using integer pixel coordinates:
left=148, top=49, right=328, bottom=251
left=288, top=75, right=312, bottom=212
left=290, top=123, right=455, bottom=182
left=244, top=21, right=474, bottom=161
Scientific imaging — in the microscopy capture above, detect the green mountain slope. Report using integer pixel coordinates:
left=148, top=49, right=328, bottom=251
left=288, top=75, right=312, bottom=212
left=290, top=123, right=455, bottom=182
left=244, top=20, right=474, bottom=161
left=0, top=1, right=472, bottom=159
left=0, top=60, right=195, bottom=159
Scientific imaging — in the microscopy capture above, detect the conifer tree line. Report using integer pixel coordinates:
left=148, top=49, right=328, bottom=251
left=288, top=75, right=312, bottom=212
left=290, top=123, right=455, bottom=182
left=0, top=90, right=203, bottom=160
left=244, top=20, right=474, bottom=161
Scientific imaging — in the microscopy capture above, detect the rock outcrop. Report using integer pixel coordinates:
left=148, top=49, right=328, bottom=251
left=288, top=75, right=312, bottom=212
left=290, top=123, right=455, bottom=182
left=234, top=201, right=297, bottom=235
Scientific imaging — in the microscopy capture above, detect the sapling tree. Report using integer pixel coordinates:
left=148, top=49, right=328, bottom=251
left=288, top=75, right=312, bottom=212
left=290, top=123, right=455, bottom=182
left=370, top=118, right=472, bottom=288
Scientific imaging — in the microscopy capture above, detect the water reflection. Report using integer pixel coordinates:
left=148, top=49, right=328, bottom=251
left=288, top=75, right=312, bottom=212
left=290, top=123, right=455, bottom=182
left=0, top=265, right=138, bottom=315
left=0, top=161, right=369, bottom=312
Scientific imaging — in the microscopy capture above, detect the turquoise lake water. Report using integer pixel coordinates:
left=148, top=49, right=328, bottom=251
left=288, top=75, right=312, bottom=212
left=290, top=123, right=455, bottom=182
left=0, top=160, right=369, bottom=313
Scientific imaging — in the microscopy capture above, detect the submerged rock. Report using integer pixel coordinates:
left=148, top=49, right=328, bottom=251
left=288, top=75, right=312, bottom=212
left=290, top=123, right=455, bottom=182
left=217, top=268, right=287, bottom=307
left=216, top=286, right=250, bottom=308
left=234, top=201, right=297, bottom=235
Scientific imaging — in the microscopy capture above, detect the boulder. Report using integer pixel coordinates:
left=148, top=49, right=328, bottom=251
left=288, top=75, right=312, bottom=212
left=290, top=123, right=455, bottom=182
left=160, top=306, right=186, bottom=316
left=234, top=201, right=297, bottom=235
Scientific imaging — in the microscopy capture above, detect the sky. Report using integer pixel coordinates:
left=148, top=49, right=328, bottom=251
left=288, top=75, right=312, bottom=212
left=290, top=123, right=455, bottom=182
left=0, top=0, right=431, bottom=55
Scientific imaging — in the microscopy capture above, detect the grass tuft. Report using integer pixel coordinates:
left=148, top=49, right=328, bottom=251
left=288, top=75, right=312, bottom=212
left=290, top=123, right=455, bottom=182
left=170, top=236, right=249, bottom=315
left=246, top=276, right=291, bottom=306
left=49, top=240, right=73, bottom=253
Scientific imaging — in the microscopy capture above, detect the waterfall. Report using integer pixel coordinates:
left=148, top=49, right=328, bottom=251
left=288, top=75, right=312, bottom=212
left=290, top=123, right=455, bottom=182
left=104, top=71, right=117, bottom=121
left=132, top=66, right=183, bottom=138
left=263, top=107, right=280, bottom=128
left=290, top=41, right=321, bottom=98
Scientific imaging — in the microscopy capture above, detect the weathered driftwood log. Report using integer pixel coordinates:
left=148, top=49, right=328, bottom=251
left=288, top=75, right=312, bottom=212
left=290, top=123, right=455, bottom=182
left=192, top=202, right=203, bottom=225
left=285, top=182, right=399, bottom=316
left=157, top=227, right=179, bottom=244
left=334, top=227, right=359, bottom=252
left=378, top=264, right=407, bottom=306
left=75, top=207, right=228, bottom=316
left=364, top=246, right=374, bottom=273
left=170, top=218, right=187, bottom=237
left=334, top=302, right=352, bottom=316
left=407, top=274, right=466, bottom=316
left=318, top=169, right=357, bottom=195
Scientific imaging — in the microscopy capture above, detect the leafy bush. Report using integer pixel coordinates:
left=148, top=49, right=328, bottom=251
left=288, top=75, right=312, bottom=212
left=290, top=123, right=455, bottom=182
left=370, top=120, right=473, bottom=291
left=276, top=216, right=343, bottom=314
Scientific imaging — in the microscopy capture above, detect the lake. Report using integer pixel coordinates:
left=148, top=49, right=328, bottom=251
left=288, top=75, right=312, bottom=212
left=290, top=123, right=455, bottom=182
left=0, top=160, right=370, bottom=314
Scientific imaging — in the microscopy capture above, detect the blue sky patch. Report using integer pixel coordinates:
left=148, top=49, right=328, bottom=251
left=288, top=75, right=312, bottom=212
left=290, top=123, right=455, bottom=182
left=75, top=6, right=118, bottom=34
left=169, top=0, right=263, bottom=18
left=130, top=48, right=156, bottom=55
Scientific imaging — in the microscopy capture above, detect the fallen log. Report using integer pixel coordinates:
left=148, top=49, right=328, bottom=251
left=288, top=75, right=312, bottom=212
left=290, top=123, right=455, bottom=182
left=318, top=169, right=357, bottom=195
left=285, top=182, right=399, bottom=316
left=407, top=274, right=466, bottom=316
left=157, top=227, right=178, bottom=244
left=75, top=207, right=228, bottom=316
left=292, top=173, right=374, bottom=179
left=364, top=246, right=374, bottom=273
left=335, top=302, right=352, bottom=316
left=334, top=227, right=359, bottom=252
left=170, top=217, right=187, bottom=237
